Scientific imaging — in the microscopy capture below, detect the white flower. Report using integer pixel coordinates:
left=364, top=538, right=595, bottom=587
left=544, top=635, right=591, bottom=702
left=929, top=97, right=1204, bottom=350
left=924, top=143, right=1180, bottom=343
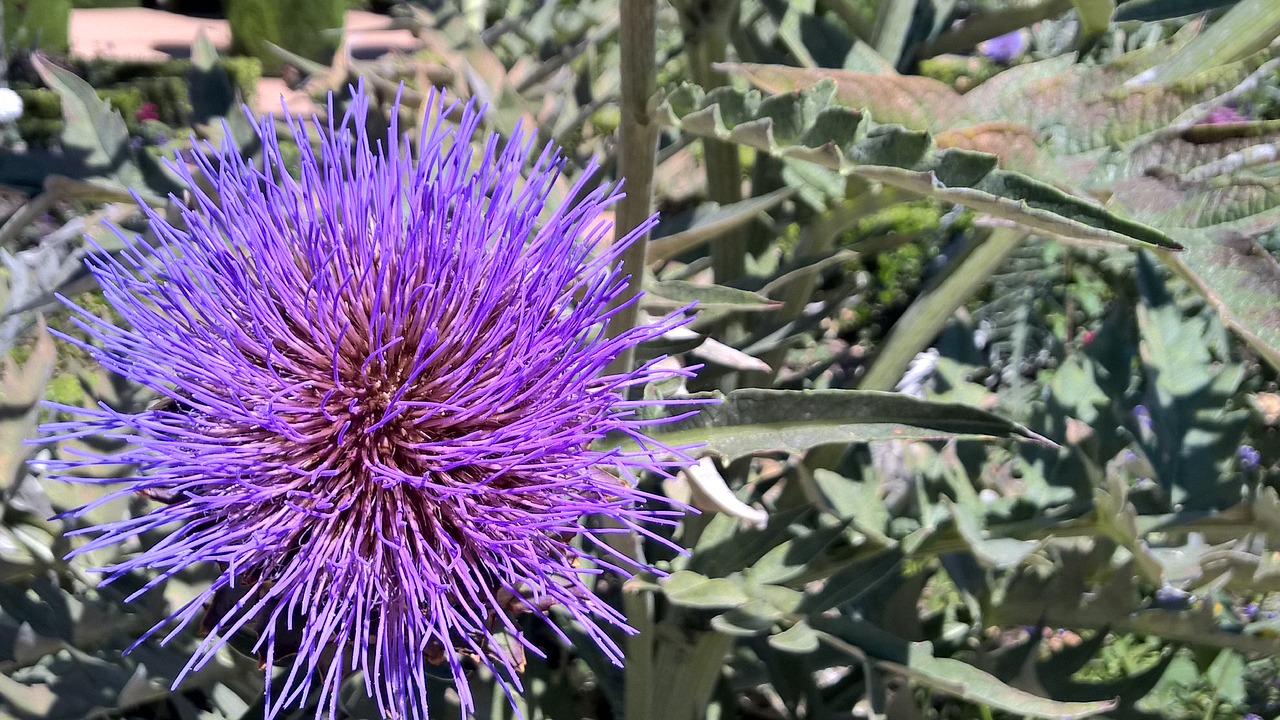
left=896, top=348, right=939, bottom=398
left=0, top=88, right=23, bottom=124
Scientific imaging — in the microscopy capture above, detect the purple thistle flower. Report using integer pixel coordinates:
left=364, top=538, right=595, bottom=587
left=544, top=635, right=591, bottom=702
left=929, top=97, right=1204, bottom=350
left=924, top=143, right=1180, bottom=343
left=41, top=88, right=695, bottom=719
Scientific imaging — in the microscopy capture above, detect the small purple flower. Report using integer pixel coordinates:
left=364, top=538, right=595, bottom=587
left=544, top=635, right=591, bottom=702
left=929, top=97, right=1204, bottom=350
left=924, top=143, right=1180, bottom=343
left=1203, top=105, right=1248, bottom=125
left=978, top=30, right=1028, bottom=64
left=1132, top=404, right=1153, bottom=432
left=1240, top=445, right=1261, bottom=470
left=42, top=87, right=694, bottom=719
left=1154, top=586, right=1193, bottom=606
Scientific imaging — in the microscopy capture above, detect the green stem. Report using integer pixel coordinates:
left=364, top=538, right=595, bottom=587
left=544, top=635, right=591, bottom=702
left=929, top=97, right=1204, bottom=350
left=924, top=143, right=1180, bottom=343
left=678, top=0, right=744, bottom=284
left=651, top=629, right=734, bottom=720
left=859, top=226, right=1027, bottom=392
left=624, top=590, right=656, bottom=720
left=606, top=0, right=660, bottom=377
left=614, top=5, right=662, bottom=718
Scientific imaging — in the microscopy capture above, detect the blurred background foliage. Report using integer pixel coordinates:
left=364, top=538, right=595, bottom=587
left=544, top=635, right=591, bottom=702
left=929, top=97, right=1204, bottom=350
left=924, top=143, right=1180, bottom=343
left=2, top=0, right=1280, bottom=719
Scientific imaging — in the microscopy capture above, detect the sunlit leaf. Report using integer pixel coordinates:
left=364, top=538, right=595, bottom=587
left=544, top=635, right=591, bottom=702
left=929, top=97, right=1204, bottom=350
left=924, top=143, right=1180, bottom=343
left=659, top=81, right=1179, bottom=250
left=628, top=389, right=1051, bottom=461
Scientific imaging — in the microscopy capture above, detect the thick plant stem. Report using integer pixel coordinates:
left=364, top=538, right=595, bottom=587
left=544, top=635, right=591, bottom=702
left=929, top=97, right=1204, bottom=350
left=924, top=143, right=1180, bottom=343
left=651, top=629, right=734, bottom=720
left=624, top=590, right=656, bottom=720
left=611, top=4, right=662, bottom=717
left=678, top=0, right=744, bottom=284
left=606, top=0, right=659, bottom=378
left=859, top=226, right=1027, bottom=392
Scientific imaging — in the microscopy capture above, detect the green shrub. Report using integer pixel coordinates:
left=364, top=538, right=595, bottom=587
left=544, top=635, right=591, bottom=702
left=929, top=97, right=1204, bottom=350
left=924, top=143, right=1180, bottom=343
left=15, top=88, right=61, bottom=120
left=220, top=56, right=263, bottom=101
left=4, top=0, right=70, bottom=52
left=80, top=57, right=260, bottom=104
left=96, top=86, right=144, bottom=124
left=14, top=88, right=61, bottom=147
left=69, top=0, right=142, bottom=8
left=224, top=0, right=345, bottom=76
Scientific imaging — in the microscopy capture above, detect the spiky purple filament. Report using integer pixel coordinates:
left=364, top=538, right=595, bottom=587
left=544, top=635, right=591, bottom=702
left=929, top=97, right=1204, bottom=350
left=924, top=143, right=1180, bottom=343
left=40, top=88, right=694, bottom=720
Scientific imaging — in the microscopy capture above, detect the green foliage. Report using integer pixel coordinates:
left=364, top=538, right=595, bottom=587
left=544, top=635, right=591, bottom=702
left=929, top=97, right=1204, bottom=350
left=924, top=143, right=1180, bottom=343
left=622, top=388, right=1047, bottom=460
left=219, top=57, right=264, bottom=104
left=3, top=0, right=70, bottom=53
left=660, top=80, right=1179, bottom=250
left=0, top=2, right=1279, bottom=720
left=224, top=0, right=345, bottom=76
left=69, top=0, right=142, bottom=7
left=12, top=54, right=260, bottom=151
left=14, top=88, right=63, bottom=148
left=81, top=57, right=261, bottom=109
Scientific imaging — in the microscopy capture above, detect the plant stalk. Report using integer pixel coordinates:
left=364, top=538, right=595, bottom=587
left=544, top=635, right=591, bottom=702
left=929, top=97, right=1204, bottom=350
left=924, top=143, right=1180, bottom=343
left=606, top=0, right=660, bottom=377
left=677, top=0, right=745, bottom=284
left=610, top=5, right=665, bottom=720
left=859, top=226, right=1026, bottom=392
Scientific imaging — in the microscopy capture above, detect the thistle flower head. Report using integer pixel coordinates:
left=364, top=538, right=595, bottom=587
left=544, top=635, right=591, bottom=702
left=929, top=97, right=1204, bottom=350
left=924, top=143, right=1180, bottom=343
left=43, top=87, right=692, bottom=719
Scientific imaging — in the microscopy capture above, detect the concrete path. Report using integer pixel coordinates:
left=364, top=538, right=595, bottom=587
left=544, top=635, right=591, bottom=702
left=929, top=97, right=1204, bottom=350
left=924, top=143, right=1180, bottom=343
left=68, top=7, right=419, bottom=114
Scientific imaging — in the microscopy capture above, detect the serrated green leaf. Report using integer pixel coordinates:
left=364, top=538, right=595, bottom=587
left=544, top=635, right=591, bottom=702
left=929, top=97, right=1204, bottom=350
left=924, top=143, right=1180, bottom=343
left=959, top=43, right=1279, bottom=160
left=1090, top=76, right=1280, bottom=371
left=721, top=62, right=961, bottom=131
left=1134, top=252, right=1251, bottom=507
left=30, top=55, right=181, bottom=202
left=940, top=497, right=1039, bottom=569
left=659, top=81, right=1178, bottom=250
